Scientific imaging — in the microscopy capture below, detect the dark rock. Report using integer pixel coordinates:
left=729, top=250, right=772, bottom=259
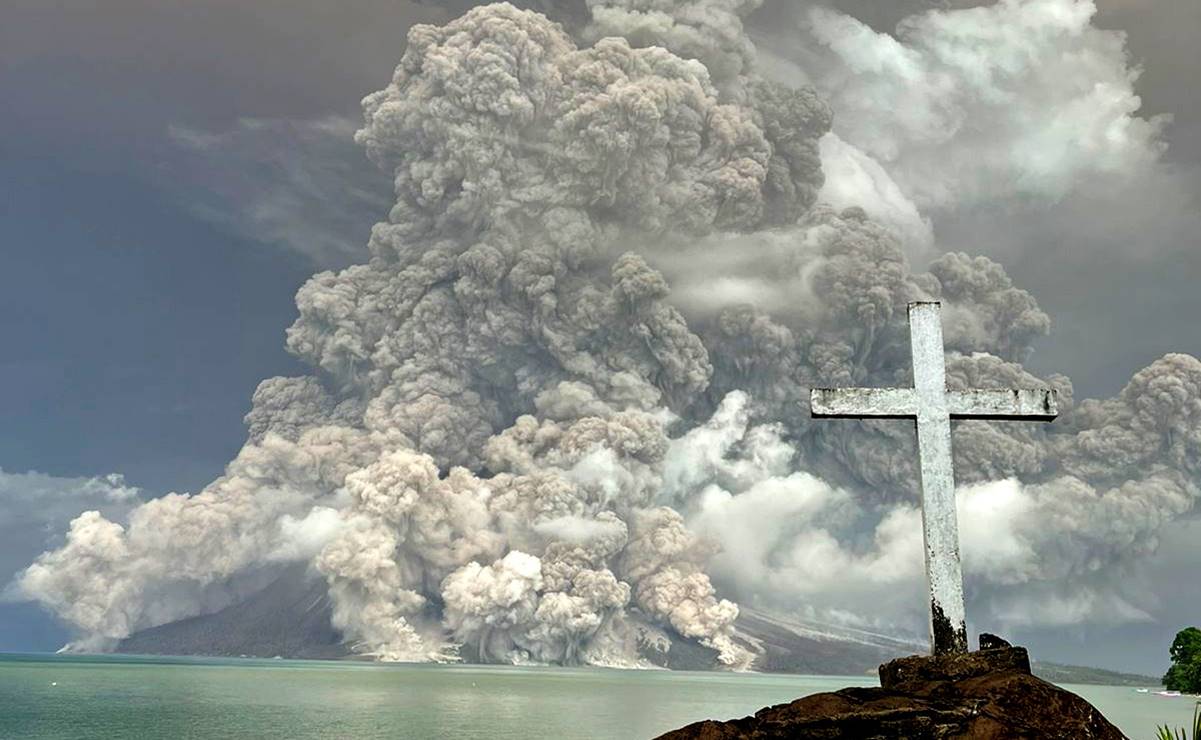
left=978, top=633, right=1011, bottom=651
left=657, top=643, right=1125, bottom=740
left=878, top=645, right=1031, bottom=691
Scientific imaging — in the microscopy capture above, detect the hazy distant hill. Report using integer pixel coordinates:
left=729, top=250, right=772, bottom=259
left=118, top=565, right=344, bottom=660
left=116, top=566, right=1158, bottom=686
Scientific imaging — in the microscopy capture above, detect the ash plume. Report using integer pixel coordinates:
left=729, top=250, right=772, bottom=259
left=14, top=0, right=1200, bottom=662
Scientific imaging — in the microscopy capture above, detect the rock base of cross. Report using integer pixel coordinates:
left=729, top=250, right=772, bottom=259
left=656, top=635, right=1124, bottom=739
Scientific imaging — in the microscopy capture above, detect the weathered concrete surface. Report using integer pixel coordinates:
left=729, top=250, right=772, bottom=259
left=811, top=387, right=1056, bottom=420
left=656, top=642, right=1124, bottom=740
left=809, top=301, right=1058, bottom=655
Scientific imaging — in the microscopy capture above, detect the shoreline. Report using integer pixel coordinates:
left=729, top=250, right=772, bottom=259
left=0, top=650, right=1167, bottom=689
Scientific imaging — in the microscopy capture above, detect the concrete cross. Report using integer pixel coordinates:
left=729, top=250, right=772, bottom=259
left=810, top=301, right=1057, bottom=655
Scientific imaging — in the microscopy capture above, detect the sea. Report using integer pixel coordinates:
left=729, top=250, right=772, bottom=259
left=0, top=653, right=1195, bottom=740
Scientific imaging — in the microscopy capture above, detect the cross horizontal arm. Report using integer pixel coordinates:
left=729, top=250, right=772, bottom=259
left=947, top=389, right=1058, bottom=420
left=810, top=387, right=917, bottom=418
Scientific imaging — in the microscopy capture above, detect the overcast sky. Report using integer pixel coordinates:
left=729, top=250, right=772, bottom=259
left=1, top=0, right=1198, bottom=672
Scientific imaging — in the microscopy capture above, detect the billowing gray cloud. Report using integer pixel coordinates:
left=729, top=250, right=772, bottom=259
left=763, top=0, right=1168, bottom=209
left=0, top=469, right=141, bottom=601
left=19, top=1, right=825, bottom=664
left=12, top=0, right=1201, bottom=670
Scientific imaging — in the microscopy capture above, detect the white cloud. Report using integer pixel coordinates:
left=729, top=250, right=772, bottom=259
left=817, top=131, right=934, bottom=255
left=167, top=116, right=391, bottom=268
left=0, top=468, right=141, bottom=598
left=793, top=0, right=1168, bottom=208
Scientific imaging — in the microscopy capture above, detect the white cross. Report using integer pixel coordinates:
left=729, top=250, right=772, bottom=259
left=810, top=301, right=1057, bottom=655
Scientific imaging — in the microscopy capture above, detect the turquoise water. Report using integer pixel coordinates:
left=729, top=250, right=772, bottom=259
left=0, top=653, right=1195, bottom=739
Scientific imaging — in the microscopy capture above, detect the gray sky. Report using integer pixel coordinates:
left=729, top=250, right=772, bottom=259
left=946, top=0, right=1201, bottom=396
left=1, top=0, right=1198, bottom=673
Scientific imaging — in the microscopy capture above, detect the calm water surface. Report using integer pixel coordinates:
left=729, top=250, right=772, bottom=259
left=0, top=653, right=1195, bottom=739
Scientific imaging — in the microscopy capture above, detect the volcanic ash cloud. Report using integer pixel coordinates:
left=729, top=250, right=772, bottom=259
left=15, top=1, right=1201, bottom=660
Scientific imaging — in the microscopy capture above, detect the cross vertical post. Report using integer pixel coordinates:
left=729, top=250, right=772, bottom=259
left=810, top=301, right=1058, bottom=655
left=908, top=302, right=967, bottom=654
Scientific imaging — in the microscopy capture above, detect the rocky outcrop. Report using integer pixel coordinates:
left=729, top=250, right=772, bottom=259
left=657, top=637, right=1125, bottom=739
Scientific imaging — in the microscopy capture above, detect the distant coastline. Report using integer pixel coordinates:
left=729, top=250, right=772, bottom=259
left=3, top=650, right=1160, bottom=689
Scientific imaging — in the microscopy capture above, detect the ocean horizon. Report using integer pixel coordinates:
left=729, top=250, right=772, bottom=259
left=2, top=652, right=1196, bottom=739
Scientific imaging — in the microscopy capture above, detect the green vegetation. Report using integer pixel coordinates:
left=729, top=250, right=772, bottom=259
left=1164, top=628, right=1201, bottom=694
left=1154, top=702, right=1200, bottom=740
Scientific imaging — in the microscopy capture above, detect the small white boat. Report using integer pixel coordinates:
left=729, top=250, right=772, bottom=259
left=1155, top=690, right=1183, bottom=697
left=1135, top=688, right=1149, bottom=693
